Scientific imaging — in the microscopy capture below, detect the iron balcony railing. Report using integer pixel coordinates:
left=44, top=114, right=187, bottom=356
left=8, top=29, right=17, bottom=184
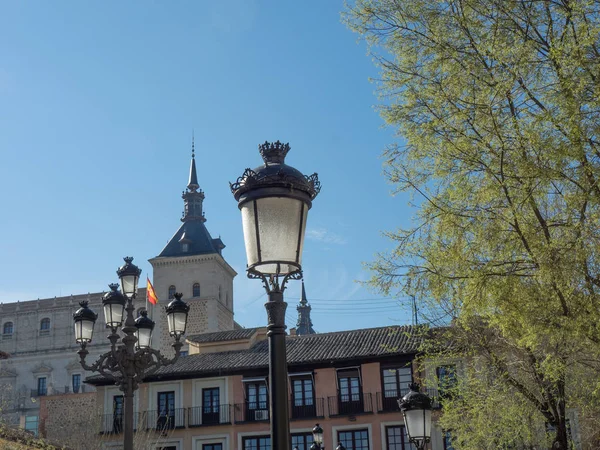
left=188, top=404, right=232, bottom=427
left=233, top=403, right=270, bottom=423
left=289, top=397, right=325, bottom=420
left=141, top=408, right=186, bottom=430
left=376, top=388, right=441, bottom=412
left=99, top=413, right=140, bottom=434
left=327, top=392, right=373, bottom=416
left=30, top=389, right=47, bottom=397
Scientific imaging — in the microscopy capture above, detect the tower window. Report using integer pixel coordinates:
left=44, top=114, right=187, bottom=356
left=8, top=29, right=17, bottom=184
left=193, top=283, right=200, bottom=298
left=3, top=322, right=13, bottom=335
left=182, top=243, right=189, bottom=252
left=168, top=285, right=176, bottom=300
left=40, top=318, right=51, bottom=331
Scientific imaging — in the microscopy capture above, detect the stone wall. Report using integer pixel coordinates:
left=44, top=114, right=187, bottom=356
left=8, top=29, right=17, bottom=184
left=40, top=392, right=101, bottom=449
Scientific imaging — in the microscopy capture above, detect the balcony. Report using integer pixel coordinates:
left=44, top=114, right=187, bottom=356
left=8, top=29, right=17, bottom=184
left=30, top=389, right=47, bottom=397
left=233, top=403, right=270, bottom=423
left=188, top=404, right=232, bottom=427
left=376, top=389, right=441, bottom=412
left=327, top=392, right=373, bottom=416
left=99, top=413, right=140, bottom=434
left=290, top=397, right=325, bottom=420
left=140, top=408, right=186, bottom=430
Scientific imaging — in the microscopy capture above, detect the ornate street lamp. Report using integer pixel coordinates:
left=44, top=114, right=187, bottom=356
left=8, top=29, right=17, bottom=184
left=311, top=423, right=324, bottom=450
left=73, top=257, right=188, bottom=450
left=73, top=301, right=97, bottom=344
left=231, top=141, right=320, bottom=450
left=398, top=383, right=433, bottom=450
left=165, top=292, right=190, bottom=338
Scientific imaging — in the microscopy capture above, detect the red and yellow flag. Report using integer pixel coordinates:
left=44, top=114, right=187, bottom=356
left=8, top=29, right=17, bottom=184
left=147, top=277, right=159, bottom=305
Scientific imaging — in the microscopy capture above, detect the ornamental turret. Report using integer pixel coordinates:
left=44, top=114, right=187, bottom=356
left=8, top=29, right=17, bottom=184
left=296, top=280, right=315, bottom=335
left=182, top=137, right=206, bottom=222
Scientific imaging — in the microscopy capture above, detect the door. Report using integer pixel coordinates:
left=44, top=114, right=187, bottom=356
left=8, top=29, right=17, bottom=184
left=113, top=395, right=124, bottom=433
left=291, top=377, right=315, bottom=418
left=338, top=369, right=363, bottom=414
left=157, top=391, right=175, bottom=429
left=202, top=387, right=220, bottom=425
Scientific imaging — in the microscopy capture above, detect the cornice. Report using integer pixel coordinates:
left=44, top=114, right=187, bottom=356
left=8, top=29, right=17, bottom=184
left=149, top=254, right=237, bottom=277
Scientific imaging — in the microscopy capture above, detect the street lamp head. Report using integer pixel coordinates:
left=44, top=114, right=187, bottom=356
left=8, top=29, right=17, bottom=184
left=398, top=383, right=433, bottom=448
left=312, top=423, right=324, bottom=445
left=134, top=310, right=155, bottom=349
left=73, top=301, right=97, bottom=344
left=117, top=256, right=141, bottom=297
left=102, top=283, right=126, bottom=329
left=165, top=293, right=190, bottom=338
left=230, top=141, right=321, bottom=277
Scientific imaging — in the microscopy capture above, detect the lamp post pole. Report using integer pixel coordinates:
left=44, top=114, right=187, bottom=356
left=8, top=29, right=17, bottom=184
left=73, top=257, right=189, bottom=450
left=231, top=141, right=320, bottom=450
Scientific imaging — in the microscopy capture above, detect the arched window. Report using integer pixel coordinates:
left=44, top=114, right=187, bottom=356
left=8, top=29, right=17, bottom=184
left=193, top=283, right=200, bottom=298
left=40, top=318, right=51, bottom=331
left=3, top=322, right=13, bottom=335
left=168, top=285, right=176, bottom=299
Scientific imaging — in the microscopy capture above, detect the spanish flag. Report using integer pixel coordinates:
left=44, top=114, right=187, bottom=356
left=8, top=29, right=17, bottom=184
left=147, top=277, right=159, bottom=305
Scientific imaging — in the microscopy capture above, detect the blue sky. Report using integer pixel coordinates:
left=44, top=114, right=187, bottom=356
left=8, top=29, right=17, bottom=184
left=0, top=1, right=414, bottom=332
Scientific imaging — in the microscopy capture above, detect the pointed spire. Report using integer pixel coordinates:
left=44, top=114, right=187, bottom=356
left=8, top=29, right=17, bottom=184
left=296, top=279, right=315, bottom=335
left=188, top=133, right=199, bottom=192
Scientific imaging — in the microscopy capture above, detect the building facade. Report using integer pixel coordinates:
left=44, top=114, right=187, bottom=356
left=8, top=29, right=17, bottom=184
left=80, top=325, right=453, bottom=450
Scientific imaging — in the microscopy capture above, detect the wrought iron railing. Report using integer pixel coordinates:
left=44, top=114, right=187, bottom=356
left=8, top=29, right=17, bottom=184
left=376, top=388, right=441, bottom=412
left=233, top=403, right=270, bottom=423
left=327, top=392, right=373, bottom=416
left=289, top=397, right=325, bottom=420
left=188, top=404, right=232, bottom=426
left=141, top=408, right=186, bottom=430
left=99, top=413, right=140, bottom=434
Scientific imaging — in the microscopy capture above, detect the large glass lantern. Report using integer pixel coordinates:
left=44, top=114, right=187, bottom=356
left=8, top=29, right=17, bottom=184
left=230, top=141, right=320, bottom=276
left=73, top=301, right=98, bottom=344
left=117, top=256, right=141, bottom=297
left=134, top=311, right=155, bottom=349
left=398, top=383, right=432, bottom=449
left=165, top=293, right=190, bottom=338
left=102, top=283, right=126, bottom=329
left=311, top=423, right=324, bottom=449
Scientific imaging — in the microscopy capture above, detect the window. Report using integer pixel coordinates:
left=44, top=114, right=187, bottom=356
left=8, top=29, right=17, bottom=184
left=25, top=415, right=38, bottom=436
left=437, top=365, right=457, bottom=398
left=338, top=429, right=369, bottom=450
left=168, top=285, right=176, bottom=299
left=157, top=391, right=175, bottom=429
left=113, top=395, right=124, bottom=433
left=72, top=374, right=81, bottom=393
left=291, top=376, right=315, bottom=418
left=242, top=436, right=271, bottom=450
left=382, top=363, right=412, bottom=410
left=37, top=377, right=47, bottom=396
left=443, top=431, right=454, bottom=450
left=180, top=351, right=188, bottom=357
left=3, top=322, right=13, bottom=335
left=337, top=368, right=363, bottom=414
left=182, top=242, right=189, bottom=252
left=292, top=433, right=314, bottom=450
left=386, top=425, right=415, bottom=450
left=40, top=318, right=51, bottom=332
left=193, top=283, right=200, bottom=297
left=202, top=387, right=220, bottom=425
left=203, top=445, right=223, bottom=450
left=245, top=380, right=268, bottom=421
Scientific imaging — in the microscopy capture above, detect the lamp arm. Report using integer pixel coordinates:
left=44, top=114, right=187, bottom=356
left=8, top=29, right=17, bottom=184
left=130, top=340, right=183, bottom=384
left=78, top=345, right=124, bottom=383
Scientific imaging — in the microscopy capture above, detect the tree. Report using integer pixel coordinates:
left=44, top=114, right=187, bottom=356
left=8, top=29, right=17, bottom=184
left=345, top=1, right=600, bottom=448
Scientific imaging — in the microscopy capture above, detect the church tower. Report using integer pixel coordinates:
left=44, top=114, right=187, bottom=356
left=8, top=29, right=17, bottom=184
left=296, top=280, right=315, bottom=335
left=148, top=139, right=236, bottom=355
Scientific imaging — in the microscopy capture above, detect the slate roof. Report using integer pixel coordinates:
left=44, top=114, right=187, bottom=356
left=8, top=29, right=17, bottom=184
left=187, top=328, right=260, bottom=343
left=87, top=325, right=425, bottom=385
left=158, top=221, right=224, bottom=257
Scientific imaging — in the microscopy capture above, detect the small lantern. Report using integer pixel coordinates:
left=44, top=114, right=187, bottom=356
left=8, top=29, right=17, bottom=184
left=134, top=310, right=155, bottom=349
left=117, top=256, right=141, bottom=297
left=312, top=423, right=324, bottom=447
left=102, top=283, right=126, bottom=329
left=73, top=301, right=98, bottom=344
left=398, top=383, right=432, bottom=449
left=230, top=141, right=320, bottom=276
left=165, top=293, right=190, bottom=338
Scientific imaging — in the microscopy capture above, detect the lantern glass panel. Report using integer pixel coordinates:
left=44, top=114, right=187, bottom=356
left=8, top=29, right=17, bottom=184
left=168, top=311, right=187, bottom=336
left=136, top=327, right=152, bottom=349
left=404, top=409, right=432, bottom=441
left=104, top=303, right=124, bottom=328
left=241, top=197, right=308, bottom=275
left=120, top=275, right=138, bottom=297
left=74, top=320, right=94, bottom=343
left=313, top=430, right=324, bottom=445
